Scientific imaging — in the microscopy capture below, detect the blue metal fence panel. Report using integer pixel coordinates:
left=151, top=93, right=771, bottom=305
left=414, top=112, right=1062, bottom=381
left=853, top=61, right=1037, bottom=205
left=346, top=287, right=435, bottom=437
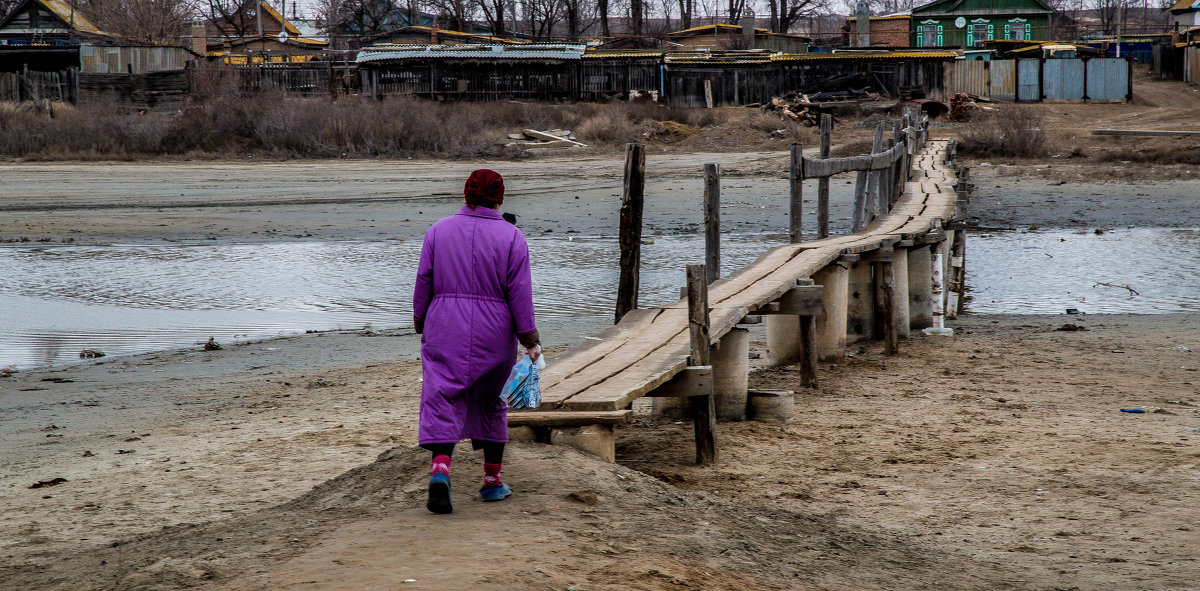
left=1086, top=58, right=1128, bottom=101
left=1017, top=59, right=1040, bottom=102
left=1043, top=59, right=1084, bottom=101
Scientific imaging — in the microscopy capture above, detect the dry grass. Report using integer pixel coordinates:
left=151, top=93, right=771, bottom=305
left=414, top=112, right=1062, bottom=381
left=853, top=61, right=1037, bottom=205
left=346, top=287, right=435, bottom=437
left=0, top=84, right=747, bottom=159
left=957, top=105, right=1048, bottom=158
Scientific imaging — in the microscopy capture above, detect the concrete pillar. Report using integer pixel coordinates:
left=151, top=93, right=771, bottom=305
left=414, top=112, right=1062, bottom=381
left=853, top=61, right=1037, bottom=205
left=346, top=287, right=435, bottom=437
left=712, top=327, right=750, bottom=422
left=813, top=262, right=849, bottom=362
left=908, top=245, right=933, bottom=330
left=551, top=424, right=615, bottom=463
left=893, top=246, right=911, bottom=339
left=846, top=260, right=874, bottom=344
left=766, top=315, right=801, bottom=367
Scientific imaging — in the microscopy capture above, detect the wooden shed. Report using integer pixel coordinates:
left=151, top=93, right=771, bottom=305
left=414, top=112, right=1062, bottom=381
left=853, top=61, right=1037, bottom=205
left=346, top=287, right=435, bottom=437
left=357, top=44, right=586, bottom=101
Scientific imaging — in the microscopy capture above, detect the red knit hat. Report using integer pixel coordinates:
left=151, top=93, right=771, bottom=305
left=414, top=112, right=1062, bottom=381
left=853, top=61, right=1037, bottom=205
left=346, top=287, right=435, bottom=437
left=464, top=169, right=504, bottom=208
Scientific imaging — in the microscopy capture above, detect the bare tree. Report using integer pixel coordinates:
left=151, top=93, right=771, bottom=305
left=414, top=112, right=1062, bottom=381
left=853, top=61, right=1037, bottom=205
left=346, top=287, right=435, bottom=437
left=479, top=0, right=509, bottom=35
left=598, top=0, right=610, bottom=36
left=206, top=0, right=259, bottom=39
left=765, top=0, right=821, bottom=33
left=79, top=0, right=193, bottom=41
left=631, top=0, right=643, bottom=35
left=727, top=0, right=746, bottom=23
left=522, top=0, right=563, bottom=38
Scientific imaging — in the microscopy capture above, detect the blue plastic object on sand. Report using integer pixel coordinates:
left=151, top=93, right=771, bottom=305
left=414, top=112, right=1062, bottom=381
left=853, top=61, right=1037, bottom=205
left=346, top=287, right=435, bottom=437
left=1119, top=408, right=1146, bottom=413
left=501, top=354, right=545, bottom=409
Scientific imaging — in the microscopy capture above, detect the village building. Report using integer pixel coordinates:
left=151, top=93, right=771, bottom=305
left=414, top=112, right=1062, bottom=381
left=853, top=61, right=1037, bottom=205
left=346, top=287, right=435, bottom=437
left=0, top=0, right=194, bottom=73
left=1170, top=0, right=1200, bottom=31
left=203, top=0, right=328, bottom=60
left=842, top=13, right=913, bottom=48
left=361, top=25, right=525, bottom=48
left=909, top=0, right=1054, bottom=48
left=666, top=23, right=809, bottom=53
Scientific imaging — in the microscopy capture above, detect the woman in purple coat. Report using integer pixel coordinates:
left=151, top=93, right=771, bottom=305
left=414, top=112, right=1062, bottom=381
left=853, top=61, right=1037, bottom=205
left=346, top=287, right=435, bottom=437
left=413, top=169, right=541, bottom=514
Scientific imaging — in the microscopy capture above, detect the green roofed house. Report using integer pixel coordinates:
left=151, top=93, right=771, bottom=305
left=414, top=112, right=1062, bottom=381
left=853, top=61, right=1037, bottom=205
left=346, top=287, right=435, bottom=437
left=910, top=0, right=1054, bottom=49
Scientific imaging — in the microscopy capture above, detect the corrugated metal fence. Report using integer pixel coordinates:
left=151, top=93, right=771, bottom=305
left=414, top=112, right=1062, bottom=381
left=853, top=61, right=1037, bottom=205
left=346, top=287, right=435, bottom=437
left=79, top=46, right=194, bottom=74
left=948, top=57, right=1130, bottom=102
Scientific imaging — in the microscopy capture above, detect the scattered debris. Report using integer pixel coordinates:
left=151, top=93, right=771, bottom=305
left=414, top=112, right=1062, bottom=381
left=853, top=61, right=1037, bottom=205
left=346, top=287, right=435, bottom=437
left=1119, top=408, right=1145, bottom=413
left=203, top=337, right=222, bottom=351
left=29, top=477, right=68, bottom=489
left=79, top=349, right=105, bottom=359
left=82, top=450, right=95, bottom=457
left=42, top=377, right=74, bottom=383
left=1094, top=282, right=1139, bottom=297
left=116, top=449, right=136, bottom=454
left=1057, top=324, right=1089, bottom=332
left=0, top=365, right=15, bottom=378
left=504, top=129, right=588, bottom=151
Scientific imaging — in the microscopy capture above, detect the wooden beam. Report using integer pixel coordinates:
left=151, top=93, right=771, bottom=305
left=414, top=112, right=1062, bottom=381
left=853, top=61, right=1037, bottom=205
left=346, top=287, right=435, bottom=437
left=799, top=315, right=818, bottom=388
left=644, top=366, right=713, bottom=397
left=705, top=163, right=720, bottom=283
left=508, top=410, right=632, bottom=427
left=756, top=285, right=824, bottom=316
left=790, top=143, right=804, bottom=243
left=816, top=114, right=831, bottom=242
left=615, top=142, right=645, bottom=324
left=686, top=264, right=716, bottom=467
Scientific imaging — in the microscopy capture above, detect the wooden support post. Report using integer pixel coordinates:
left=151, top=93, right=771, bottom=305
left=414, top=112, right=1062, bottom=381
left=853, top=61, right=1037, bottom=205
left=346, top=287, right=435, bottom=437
left=881, top=256, right=898, bottom=355
left=908, top=245, right=933, bottom=330
left=883, top=138, right=896, bottom=211
left=955, top=166, right=971, bottom=218
left=799, top=314, right=818, bottom=388
left=615, top=142, right=645, bottom=324
left=851, top=170, right=868, bottom=232
left=686, top=264, right=716, bottom=466
left=816, top=114, right=832, bottom=239
left=866, top=123, right=884, bottom=219
left=790, top=143, right=805, bottom=243
left=704, top=163, right=720, bottom=284
left=949, top=229, right=967, bottom=317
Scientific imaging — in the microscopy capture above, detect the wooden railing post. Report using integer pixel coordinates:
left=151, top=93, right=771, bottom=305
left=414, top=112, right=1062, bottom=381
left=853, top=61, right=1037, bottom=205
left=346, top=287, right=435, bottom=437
left=615, top=142, right=645, bottom=324
left=816, top=114, right=832, bottom=240
left=867, top=122, right=885, bottom=220
left=790, top=143, right=805, bottom=243
left=704, top=163, right=720, bottom=284
left=686, top=264, right=716, bottom=466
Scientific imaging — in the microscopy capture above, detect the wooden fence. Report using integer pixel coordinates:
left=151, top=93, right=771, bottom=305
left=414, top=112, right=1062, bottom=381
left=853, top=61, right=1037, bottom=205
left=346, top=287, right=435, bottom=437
left=0, top=68, right=78, bottom=103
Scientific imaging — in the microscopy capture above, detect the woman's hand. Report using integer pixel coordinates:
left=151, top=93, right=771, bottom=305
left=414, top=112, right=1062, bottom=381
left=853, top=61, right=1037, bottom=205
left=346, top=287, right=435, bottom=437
left=526, top=344, right=542, bottom=362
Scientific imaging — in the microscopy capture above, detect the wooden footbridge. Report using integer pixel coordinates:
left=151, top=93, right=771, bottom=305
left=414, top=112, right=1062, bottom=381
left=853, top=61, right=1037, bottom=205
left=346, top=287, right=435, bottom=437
left=510, top=118, right=969, bottom=464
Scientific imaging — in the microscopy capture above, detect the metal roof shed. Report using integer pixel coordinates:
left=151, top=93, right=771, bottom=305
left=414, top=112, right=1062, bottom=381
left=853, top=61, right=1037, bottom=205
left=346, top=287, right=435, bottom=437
left=357, top=44, right=587, bottom=101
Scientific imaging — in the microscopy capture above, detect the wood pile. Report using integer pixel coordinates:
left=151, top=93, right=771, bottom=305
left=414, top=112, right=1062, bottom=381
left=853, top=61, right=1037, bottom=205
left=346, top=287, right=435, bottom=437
left=760, top=95, right=835, bottom=126
left=947, top=93, right=997, bottom=121
left=503, top=129, right=589, bottom=151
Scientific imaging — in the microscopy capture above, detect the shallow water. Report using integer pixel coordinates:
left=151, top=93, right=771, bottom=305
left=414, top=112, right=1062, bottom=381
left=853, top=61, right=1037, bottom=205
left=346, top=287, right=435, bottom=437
left=3, top=228, right=1197, bottom=369
left=964, top=228, right=1200, bottom=314
left=0, top=234, right=785, bottom=369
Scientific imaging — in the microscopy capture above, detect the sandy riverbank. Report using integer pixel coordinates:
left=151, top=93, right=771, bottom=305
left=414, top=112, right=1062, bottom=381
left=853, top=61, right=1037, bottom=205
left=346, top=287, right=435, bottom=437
left=3, top=117, right=1200, bottom=588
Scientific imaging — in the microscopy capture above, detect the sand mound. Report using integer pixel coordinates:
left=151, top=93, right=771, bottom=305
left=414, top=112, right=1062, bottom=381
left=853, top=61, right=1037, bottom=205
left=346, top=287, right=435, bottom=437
left=0, top=444, right=1020, bottom=590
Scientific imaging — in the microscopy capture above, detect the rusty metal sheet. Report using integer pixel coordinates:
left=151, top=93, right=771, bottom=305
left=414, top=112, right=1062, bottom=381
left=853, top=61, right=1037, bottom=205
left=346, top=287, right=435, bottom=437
left=988, top=59, right=1016, bottom=101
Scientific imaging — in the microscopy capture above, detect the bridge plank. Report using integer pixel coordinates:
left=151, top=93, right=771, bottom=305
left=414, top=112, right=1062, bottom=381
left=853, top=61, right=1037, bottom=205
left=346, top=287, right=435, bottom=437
left=539, top=308, right=661, bottom=392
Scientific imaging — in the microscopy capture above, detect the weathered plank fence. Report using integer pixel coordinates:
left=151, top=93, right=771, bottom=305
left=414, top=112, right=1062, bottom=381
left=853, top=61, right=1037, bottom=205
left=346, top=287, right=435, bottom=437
left=509, top=111, right=970, bottom=465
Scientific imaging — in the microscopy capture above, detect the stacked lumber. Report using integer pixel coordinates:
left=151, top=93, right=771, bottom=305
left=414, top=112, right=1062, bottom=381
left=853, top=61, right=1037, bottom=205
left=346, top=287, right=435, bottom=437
left=504, top=129, right=589, bottom=150
left=947, top=93, right=996, bottom=121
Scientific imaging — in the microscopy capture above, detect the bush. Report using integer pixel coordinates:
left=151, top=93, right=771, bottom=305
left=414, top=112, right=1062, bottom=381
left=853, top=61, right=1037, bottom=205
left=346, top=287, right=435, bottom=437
left=957, top=105, right=1047, bottom=158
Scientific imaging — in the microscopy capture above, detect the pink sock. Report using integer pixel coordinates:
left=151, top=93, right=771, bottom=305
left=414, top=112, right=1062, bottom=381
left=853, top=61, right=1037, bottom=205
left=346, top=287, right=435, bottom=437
left=431, top=454, right=451, bottom=477
left=483, top=462, right=503, bottom=487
